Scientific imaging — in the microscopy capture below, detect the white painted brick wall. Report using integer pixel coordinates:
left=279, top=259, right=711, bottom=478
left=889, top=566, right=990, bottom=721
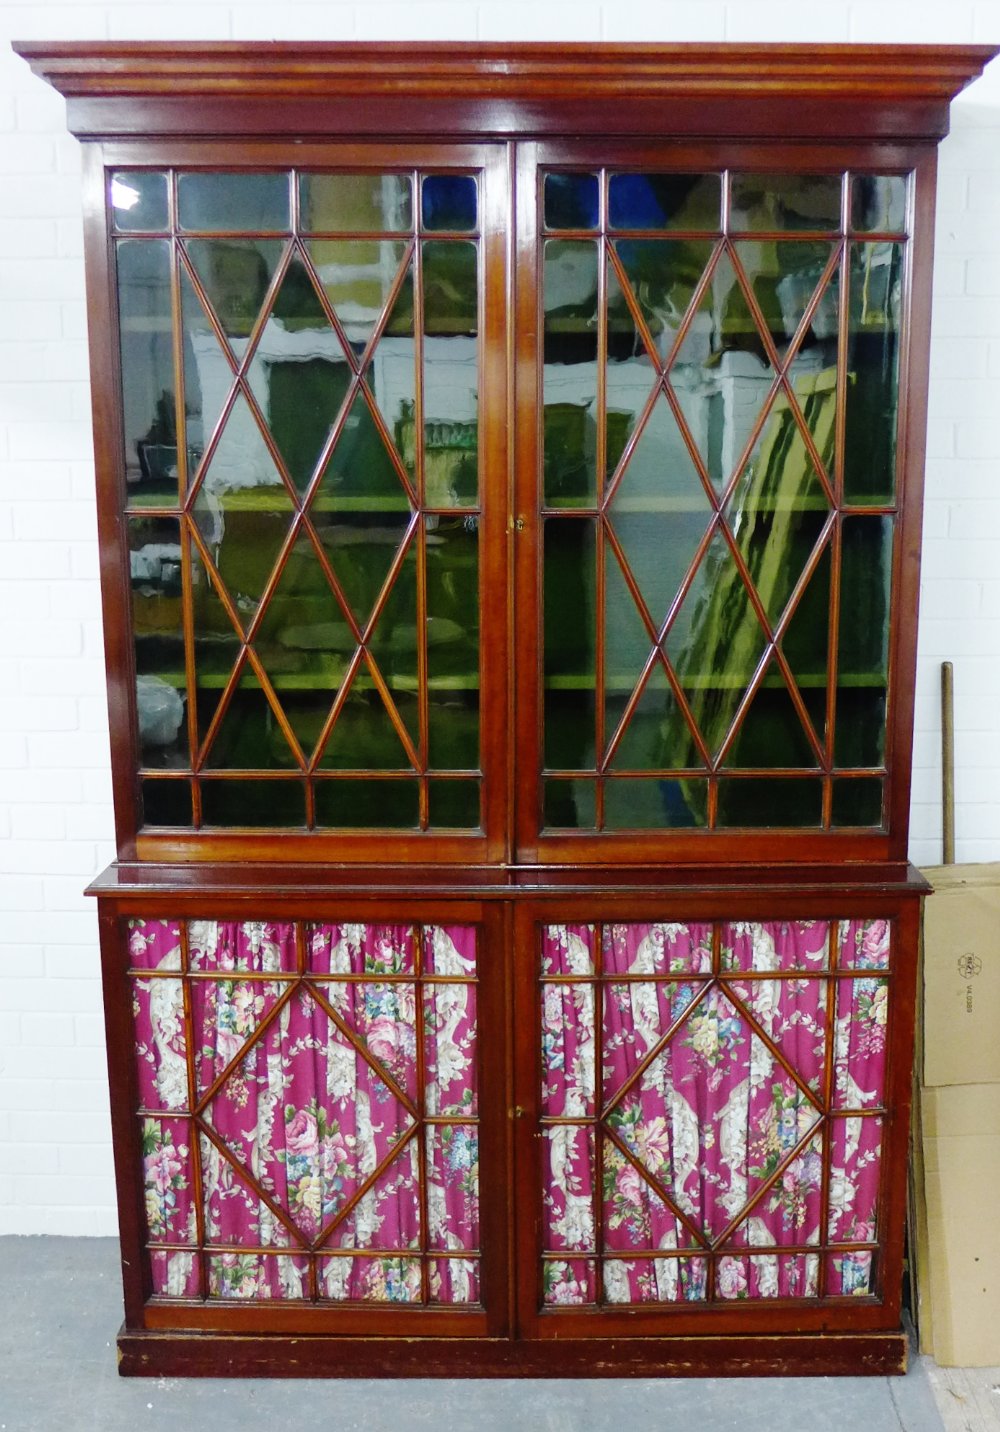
left=0, top=0, right=998, bottom=1235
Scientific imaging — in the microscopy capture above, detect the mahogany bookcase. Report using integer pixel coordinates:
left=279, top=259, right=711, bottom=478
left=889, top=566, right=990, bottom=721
left=14, top=41, right=995, bottom=1378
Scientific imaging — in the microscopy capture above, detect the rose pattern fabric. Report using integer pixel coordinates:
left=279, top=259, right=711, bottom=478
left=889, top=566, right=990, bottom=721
left=541, top=919, right=889, bottom=1304
left=129, top=919, right=478, bottom=1305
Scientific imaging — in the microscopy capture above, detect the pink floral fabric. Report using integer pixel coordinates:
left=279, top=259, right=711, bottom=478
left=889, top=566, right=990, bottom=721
left=129, top=919, right=478, bottom=1305
left=541, top=919, right=889, bottom=1306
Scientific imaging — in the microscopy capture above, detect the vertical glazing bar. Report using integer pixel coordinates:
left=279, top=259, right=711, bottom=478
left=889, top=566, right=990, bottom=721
left=414, top=176, right=430, bottom=828
left=595, top=173, right=608, bottom=830
left=169, top=172, right=201, bottom=828
left=818, top=919, right=841, bottom=1299
left=593, top=921, right=604, bottom=1303
left=414, top=923, right=431, bottom=1304
left=825, top=173, right=852, bottom=824
left=178, top=919, right=208, bottom=1300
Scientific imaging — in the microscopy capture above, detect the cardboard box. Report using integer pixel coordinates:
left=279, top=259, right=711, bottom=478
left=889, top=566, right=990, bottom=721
left=914, top=865, right=1000, bottom=1367
left=920, top=863, right=1000, bottom=1089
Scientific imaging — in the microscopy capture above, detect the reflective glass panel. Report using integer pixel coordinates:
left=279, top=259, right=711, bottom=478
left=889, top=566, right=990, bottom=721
left=421, top=175, right=477, bottom=231
left=129, top=516, right=187, bottom=768
left=544, top=518, right=596, bottom=773
left=111, top=171, right=168, bottom=232
left=544, top=240, right=598, bottom=506
left=835, top=516, right=893, bottom=768
left=299, top=173, right=413, bottom=233
left=729, top=174, right=842, bottom=231
left=609, top=172, right=721, bottom=232
left=427, top=517, right=480, bottom=770
left=844, top=243, right=902, bottom=503
left=117, top=240, right=177, bottom=507
left=544, top=172, right=599, bottom=230
left=851, top=175, right=907, bottom=234
left=177, top=172, right=290, bottom=232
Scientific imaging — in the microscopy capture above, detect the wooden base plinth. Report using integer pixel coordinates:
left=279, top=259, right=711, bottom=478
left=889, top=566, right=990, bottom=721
left=117, top=1327, right=908, bottom=1378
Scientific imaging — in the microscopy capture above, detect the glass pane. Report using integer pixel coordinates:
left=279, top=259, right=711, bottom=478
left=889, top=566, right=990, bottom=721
left=429, top=1258, right=479, bottom=1305
left=542, top=924, right=596, bottom=976
left=722, top=667, right=818, bottom=770
left=421, top=175, right=477, bottom=231
left=729, top=173, right=842, bottom=231
left=544, top=240, right=598, bottom=507
left=664, top=249, right=769, bottom=496
left=779, top=544, right=831, bottom=752
left=422, top=245, right=478, bottom=506
left=299, top=173, right=413, bottom=233
left=141, top=778, right=192, bottom=827
left=117, top=240, right=177, bottom=507
left=427, top=779, right=480, bottom=828
left=305, top=238, right=410, bottom=357
left=425, top=1125, right=479, bottom=1248
left=252, top=532, right=350, bottom=760
left=423, top=241, right=478, bottom=339
left=543, top=779, right=596, bottom=829
left=720, top=920, right=831, bottom=972
left=664, top=529, right=768, bottom=763
left=318, top=674, right=413, bottom=772
left=313, top=779, right=419, bottom=828
left=315, top=388, right=412, bottom=508
left=608, top=393, right=713, bottom=627
left=544, top=518, right=596, bottom=772
left=832, top=981, right=888, bottom=1109
left=543, top=172, right=599, bottom=230
left=189, top=531, right=242, bottom=749
left=129, top=516, right=187, bottom=767
left=832, top=778, right=884, bottom=827
left=245, top=252, right=352, bottom=495
left=614, top=238, right=715, bottom=368
left=604, top=1257, right=707, bottom=1305
left=844, top=242, right=902, bottom=503
left=605, top=777, right=708, bottom=829
left=542, top=982, right=596, bottom=1117
left=424, top=978, right=478, bottom=1112
left=851, top=175, right=907, bottom=234
left=427, top=517, right=480, bottom=770
left=543, top=1125, right=596, bottom=1251
left=835, top=516, right=892, bottom=767
left=185, top=238, right=284, bottom=344
left=110, top=171, right=168, bottom=232
left=203, top=667, right=298, bottom=771
left=191, top=401, right=295, bottom=617
left=608, top=664, right=700, bottom=774
left=177, top=172, right=290, bottom=232
left=716, top=777, right=823, bottom=827
left=200, top=778, right=305, bottom=826
left=609, top=173, right=721, bottom=232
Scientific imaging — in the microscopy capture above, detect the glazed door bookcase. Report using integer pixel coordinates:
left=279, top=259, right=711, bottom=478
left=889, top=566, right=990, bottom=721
left=96, top=140, right=511, bottom=865
left=15, top=41, right=996, bottom=1378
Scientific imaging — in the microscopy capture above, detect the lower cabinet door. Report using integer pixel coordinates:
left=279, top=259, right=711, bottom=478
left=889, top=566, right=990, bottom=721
left=101, top=895, right=917, bottom=1371
left=107, top=905, right=508, bottom=1339
left=513, top=904, right=916, bottom=1339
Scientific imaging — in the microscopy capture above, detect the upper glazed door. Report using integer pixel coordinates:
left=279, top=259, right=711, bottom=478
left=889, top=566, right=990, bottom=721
left=515, top=143, right=924, bottom=865
left=104, top=144, right=508, bottom=862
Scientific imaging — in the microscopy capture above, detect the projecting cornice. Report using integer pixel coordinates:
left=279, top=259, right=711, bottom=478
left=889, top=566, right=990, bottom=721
left=12, top=41, right=999, bottom=143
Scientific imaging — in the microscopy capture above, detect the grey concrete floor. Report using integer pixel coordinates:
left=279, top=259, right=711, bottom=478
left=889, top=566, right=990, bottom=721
left=0, top=1237, right=945, bottom=1432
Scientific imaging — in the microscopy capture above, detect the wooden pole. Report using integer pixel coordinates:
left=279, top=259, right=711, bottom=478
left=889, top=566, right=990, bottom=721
left=941, top=660, right=955, bottom=865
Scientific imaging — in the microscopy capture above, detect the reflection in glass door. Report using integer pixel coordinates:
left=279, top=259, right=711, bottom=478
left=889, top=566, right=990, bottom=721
left=114, top=163, right=490, bottom=833
left=539, top=169, right=906, bottom=833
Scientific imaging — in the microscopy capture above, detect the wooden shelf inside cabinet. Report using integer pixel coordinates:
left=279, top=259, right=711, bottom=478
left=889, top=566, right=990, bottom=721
left=15, top=37, right=995, bottom=1379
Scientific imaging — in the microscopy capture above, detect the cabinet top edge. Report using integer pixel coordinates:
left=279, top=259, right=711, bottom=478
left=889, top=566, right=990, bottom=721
left=86, top=860, right=932, bottom=900
left=12, top=43, right=996, bottom=136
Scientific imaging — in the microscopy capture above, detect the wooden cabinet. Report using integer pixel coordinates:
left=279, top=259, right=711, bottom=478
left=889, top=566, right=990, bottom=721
left=17, top=40, right=995, bottom=1377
